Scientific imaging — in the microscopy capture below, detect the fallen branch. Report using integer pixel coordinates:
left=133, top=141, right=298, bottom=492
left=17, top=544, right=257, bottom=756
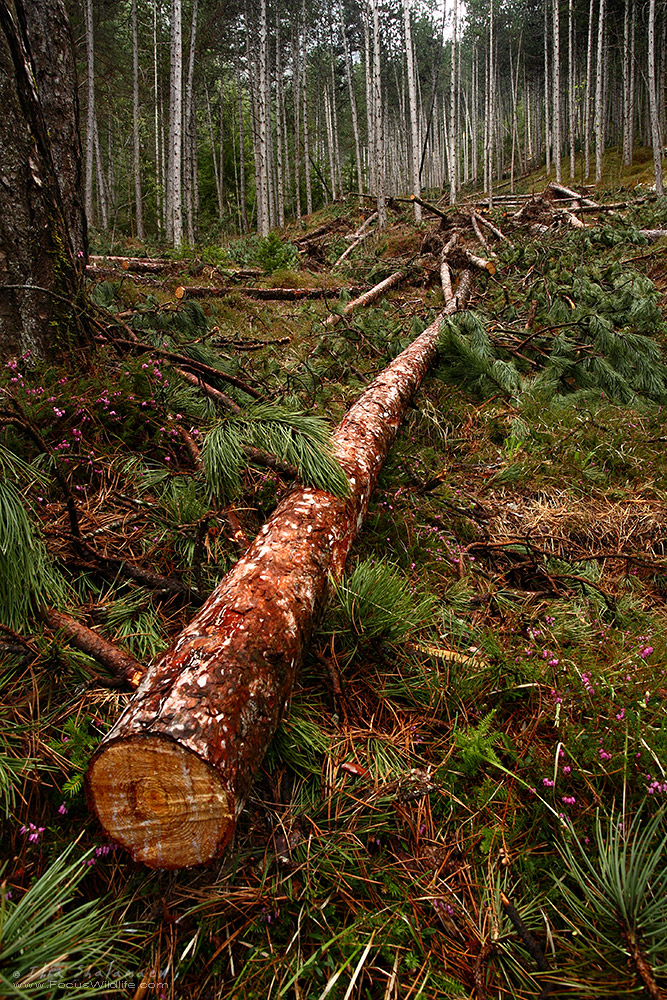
left=556, top=209, right=586, bottom=230
left=41, top=608, right=144, bottom=688
left=86, top=271, right=474, bottom=868
left=470, top=212, right=497, bottom=257
left=332, top=218, right=377, bottom=268
left=324, top=270, right=404, bottom=327
left=473, top=212, right=514, bottom=247
left=639, top=229, right=667, bottom=241
left=547, top=181, right=599, bottom=207
left=88, top=255, right=174, bottom=273
left=175, top=285, right=358, bottom=301
left=409, top=194, right=449, bottom=220
left=463, top=249, right=497, bottom=275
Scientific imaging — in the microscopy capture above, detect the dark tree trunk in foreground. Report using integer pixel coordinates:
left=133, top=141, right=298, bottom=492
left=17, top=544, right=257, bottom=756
left=86, top=273, right=473, bottom=869
left=0, top=0, right=87, bottom=358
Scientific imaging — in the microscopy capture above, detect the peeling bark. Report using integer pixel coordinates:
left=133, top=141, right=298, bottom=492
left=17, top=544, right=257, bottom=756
left=86, top=273, right=474, bottom=869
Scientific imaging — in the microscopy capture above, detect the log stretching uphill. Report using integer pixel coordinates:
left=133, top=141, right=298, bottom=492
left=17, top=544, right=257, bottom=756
left=86, top=270, right=473, bottom=869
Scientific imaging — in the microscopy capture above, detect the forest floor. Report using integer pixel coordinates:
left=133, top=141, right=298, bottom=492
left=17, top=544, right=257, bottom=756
left=3, top=150, right=667, bottom=1000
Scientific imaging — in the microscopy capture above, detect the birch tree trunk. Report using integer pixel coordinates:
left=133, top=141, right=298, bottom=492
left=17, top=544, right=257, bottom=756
left=292, top=25, right=302, bottom=219
left=552, top=0, right=561, bottom=183
left=184, top=0, right=198, bottom=245
left=544, top=0, right=551, bottom=175
left=167, top=0, right=183, bottom=246
left=257, top=0, right=270, bottom=235
left=648, top=0, right=664, bottom=196
left=301, top=4, right=312, bottom=215
left=403, top=0, right=421, bottom=221
left=235, top=31, right=248, bottom=232
left=448, top=0, right=458, bottom=205
left=594, top=0, right=605, bottom=184
left=364, top=5, right=375, bottom=195
left=584, top=0, right=594, bottom=178
left=341, top=18, right=363, bottom=197
left=131, top=0, right=143, bottom=240
left=371, top=0, right=385, bottom=225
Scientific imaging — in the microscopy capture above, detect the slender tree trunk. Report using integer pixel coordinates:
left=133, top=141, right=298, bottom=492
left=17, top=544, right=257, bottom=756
left=256, top=0, right=269, bottom=235
left=403, top=0, right=421, bottom=220
left=84, top=0, right=95, bottom=225
left=235, top=32, right=248, bottom=232
left=153, top=3, right=162, bottom=237
left=131, top=0, right=144, bottom=240
left=595, top=0, right=605, bottom=184
left=93, top=116, right=108, bottom=229
left=341, top=18, right=363, bottom=197
left=275, top=16, right=285, bottom=227
left=292, top=25, right=302, bottom=219
left=568, top=0, right=575, bottom=178
left=584, top=0, right=594, bottom=178
left=648, top=0, right=664, bottom=196
left=448, top=0, right=458, bottom=204
left=167, top=0, right=183, bottom=246
left=552, top=0, right=561, bottom=182
left=363, top=6, right=375, bottom=194
left=544, top=0, right=551, bottom=175
left=301, top=3, right=312, bottom=215
left=184, top=0, right=198, bottom=245
left=370, top=0, right=385, bottom=224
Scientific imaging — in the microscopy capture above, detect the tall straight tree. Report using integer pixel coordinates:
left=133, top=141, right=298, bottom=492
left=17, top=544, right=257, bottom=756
left=403, top=0, right=421, bottom=221
left=594, top=0, right=605, bottom=184
left=584, top=0, right=594, bottom=177
left=448, top=0, right=458, bottom=204
left=648, top=0, right=664, bottom=196
left=84, top=0, right=95, bottom=223
left=166, top=0, right=183, bottom=246
left=552, top=0, right=561, bottom=182
left=131, top=0, right=143, bottom=240
left=370, top=0, right=385, bottom=224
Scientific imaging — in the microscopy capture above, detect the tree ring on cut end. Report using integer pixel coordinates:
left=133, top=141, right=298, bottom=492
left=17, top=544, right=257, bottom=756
left=87, top=736, right=231, bottom=868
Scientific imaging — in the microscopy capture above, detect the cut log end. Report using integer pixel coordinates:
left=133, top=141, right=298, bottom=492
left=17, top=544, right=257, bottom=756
left=86, top=736, right=232, bottom=869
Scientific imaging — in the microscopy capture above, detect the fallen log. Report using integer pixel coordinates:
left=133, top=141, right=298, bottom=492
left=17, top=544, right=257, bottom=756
left=473, top=212, right=514, bottom=247
left=85, top=272, right=474, bottom=869
left=88, top=255, right=174, bottom=272
left=547, top=181, right=598, bottom=207
left=470, top=212, right=497, bottom=257
left=332, top=217, right=377, bottom=268
left=463, top=249, right=497, bottom=275
left=409, top=194, right=449, bottom=220
left=175, top=285, right=358, bottom=301
left=323, top=269, right=404, bottom=327
left=556, top=209, right=586, bottom=229
left=639, top=229, right=667, bottom=241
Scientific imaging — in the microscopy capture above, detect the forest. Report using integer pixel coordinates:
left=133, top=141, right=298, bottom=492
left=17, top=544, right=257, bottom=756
left=2, top=0, right=667, bottom=997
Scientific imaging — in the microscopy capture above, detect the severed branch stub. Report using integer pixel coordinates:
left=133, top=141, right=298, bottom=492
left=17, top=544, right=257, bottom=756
left=85, top=273, right=474, bottom=870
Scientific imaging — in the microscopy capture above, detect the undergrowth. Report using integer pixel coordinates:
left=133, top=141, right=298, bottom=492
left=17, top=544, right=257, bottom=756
left=1, top=203, right=667, bottom=998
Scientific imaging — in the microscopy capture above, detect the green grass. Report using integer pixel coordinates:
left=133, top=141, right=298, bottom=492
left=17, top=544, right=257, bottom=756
left=2, top=193, right=667, bottom=998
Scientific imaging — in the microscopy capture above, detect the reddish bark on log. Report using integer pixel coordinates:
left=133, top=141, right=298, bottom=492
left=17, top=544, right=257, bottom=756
left=41, top=608, right=143, bottom=688
left=86, top=273, right=473, bottom=869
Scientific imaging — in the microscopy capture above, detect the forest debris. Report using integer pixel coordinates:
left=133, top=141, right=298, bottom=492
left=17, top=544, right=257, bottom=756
left=175, top=285, right=359, bottom=301
left=470, top=211, right=497, bottom=256
left=556, top=209, right=586, bottom=229
left=409, top=194, right=449, bottom=220
left=324, top=269, right=404, bottom=327
left=40, top=608, right=144, bottom=688
left=547, top=181, right=599, bottom=208
left=638, top=229, right=667, bottom=241
left=463, top=249, right=497, bottom=275
left=85, top=271, right=474, bottom=869
left=473, top=211, right=514, bottom=247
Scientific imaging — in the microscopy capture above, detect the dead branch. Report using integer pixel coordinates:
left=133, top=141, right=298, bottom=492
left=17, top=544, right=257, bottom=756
left=473, top=212, right=514, bottom=247
left=463, top=249, right=497, bottom=275
left=547, top=181, right=599, bottom=207
left=41, top=608, right=144, bottom=688
left=409, top=194, right=449, bottom=220
left=175, top=285, right=358, bottom=301
left=470, top=211, right=497, bottom=256
left=324, top=270, right=404, bottom=327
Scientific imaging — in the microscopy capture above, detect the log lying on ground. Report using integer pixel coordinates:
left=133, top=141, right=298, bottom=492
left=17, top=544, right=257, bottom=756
left=88, top=255, right=174, bottom=273
left=639, top=229, right=667, bottom=241
left=463, top=249, right=497, bottom=275
left=547, top=181, right=599, bottom=208
left=323, top=269, right=404, bottom=327
left=472, top=212, right=514, bottom=247
left=332, top=214, right=377, bottom=268
left=175, top=285, right=359, bottom=301
left=85, top=271, right=474, bottom=869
